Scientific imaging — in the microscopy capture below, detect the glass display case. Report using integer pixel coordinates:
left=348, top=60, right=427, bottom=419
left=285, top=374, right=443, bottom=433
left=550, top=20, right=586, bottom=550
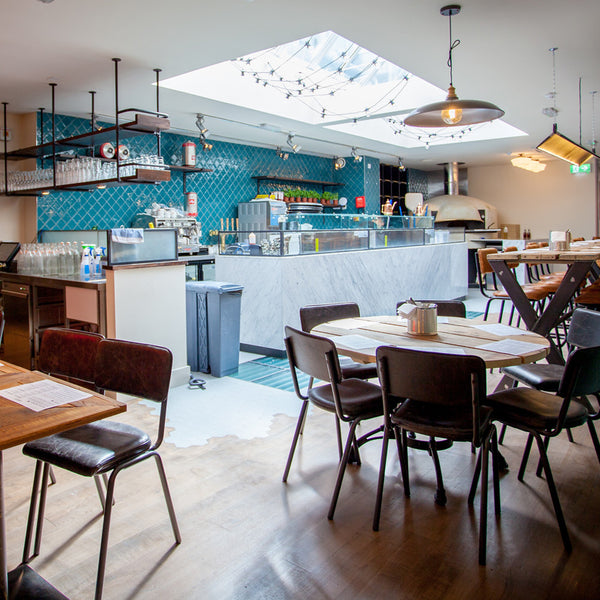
left=218, top=215, right=464, bottom=257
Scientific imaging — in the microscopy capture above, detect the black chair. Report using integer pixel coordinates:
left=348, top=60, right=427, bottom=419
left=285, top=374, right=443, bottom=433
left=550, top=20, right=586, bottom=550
left=373, top=346, right=499, bottom=565
left=484, top=345, right=600, bottom=552
left=22, top=338, right=181, bottom=600
left=283, top=325, right=383, bottom=520
left=0, top=309, right=4, bottom=346
left=299, top=302, right=378, bottom=380
left=396, top=300, right=466, bottom=318
left=499, top=307, right=600, bottom=448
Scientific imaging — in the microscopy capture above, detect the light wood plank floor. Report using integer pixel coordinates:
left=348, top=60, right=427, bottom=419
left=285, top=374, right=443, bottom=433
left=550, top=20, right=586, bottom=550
left=3, top=373, right=600, bottom=599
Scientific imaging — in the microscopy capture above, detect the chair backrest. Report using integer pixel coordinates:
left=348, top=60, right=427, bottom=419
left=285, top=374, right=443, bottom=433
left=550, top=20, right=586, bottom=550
left=477, top=248, right=497, bottom=277
left=284, top=325, right=342, bottom=385
left=299, top=302, right=360, bottom=333
left=38, top=328, right=104, bottom=389
left=396, top=300, right=466, bottom=318
left=557, top=346, right=600, bottom=420
left=566, top=308, right=600, bottom=349
left=376, top=346, right=487, bottom=444
left=94, top=338, right=173, bottom=449
left=0, top=310, right=4, bottom=346
left=94, top=338, right=172, bottom=403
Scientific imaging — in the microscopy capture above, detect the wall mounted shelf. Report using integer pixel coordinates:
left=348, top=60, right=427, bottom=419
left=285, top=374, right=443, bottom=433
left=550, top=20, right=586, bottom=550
left=251, top=175, right=344, bottom=196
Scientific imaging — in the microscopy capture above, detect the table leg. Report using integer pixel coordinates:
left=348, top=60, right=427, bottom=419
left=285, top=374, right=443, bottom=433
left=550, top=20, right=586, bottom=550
left=0, top=451, right=8, bottom=600
left=490, top=259, right=594, bottom=365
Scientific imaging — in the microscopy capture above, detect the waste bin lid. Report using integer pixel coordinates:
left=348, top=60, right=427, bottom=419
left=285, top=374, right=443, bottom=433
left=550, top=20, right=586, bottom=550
left=185, top=281, right=244, bottom=294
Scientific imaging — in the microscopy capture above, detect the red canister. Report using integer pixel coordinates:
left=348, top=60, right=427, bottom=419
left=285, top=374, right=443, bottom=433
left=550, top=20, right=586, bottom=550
left=183, top=141, right=196, bottom=167
left=186, top=191, right=198, bottom=216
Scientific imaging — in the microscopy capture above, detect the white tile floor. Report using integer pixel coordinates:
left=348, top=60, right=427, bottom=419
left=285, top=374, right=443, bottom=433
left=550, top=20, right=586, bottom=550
left=156, top=290, right=505, bottom=448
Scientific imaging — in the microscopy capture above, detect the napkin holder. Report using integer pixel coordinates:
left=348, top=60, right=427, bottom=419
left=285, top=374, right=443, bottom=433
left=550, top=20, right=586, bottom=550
left=398, top=302, right=438, bottom=336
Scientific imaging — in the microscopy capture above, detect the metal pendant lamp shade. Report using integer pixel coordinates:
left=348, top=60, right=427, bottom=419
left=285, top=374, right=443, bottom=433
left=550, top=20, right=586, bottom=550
left=537, top=124, right=595, bottom=166
left=404, top=5, right=504, bottom=128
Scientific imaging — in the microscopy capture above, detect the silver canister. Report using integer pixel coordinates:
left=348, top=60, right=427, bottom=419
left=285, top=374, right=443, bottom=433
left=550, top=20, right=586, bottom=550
left=407, top=303, right=438, bottom=336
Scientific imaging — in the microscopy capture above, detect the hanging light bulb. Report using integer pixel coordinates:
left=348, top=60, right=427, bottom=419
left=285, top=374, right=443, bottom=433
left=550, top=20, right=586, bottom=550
left=404, top=5, right=504, bottom=128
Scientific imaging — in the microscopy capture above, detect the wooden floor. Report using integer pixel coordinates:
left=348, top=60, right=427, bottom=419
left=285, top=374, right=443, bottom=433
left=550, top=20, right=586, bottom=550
left=3, top=375, right=600, bottom=600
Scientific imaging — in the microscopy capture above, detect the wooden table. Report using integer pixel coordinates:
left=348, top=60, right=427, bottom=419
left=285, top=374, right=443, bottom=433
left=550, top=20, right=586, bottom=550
left=0, top=361, right=126, bottom=600
left=312, top=315, right=550, bottom=369
left=488, top=244, right=600, bottom=365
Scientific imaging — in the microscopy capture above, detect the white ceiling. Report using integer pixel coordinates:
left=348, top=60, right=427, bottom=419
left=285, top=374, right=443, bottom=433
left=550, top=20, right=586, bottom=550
left=1, top=0, right=599, bottom=170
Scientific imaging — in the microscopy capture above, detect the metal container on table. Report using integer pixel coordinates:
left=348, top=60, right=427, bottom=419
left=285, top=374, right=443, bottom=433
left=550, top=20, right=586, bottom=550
left=407, top=303, right=438, bottom=336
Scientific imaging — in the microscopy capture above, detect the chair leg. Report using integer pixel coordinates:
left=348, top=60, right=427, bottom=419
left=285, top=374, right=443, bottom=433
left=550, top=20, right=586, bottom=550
left=497, top=300, right=505, bottom=324
left=518, top=433, right=535, bottom=481
left=484, top=299, right=492, bottom=321
left=468, top=446, right=482, bottom=505
left=536, top=436, right=551, bottom=478
left=587, top=420, right=600, bottom=465
left=48, top=465, right=57, bottom=486
left=491, top=427, right=501, bottom=517
left=479, top=432, right=491, bottom=565
left=327, top=420, right=360, bottom=520
left=94, top=475, right=108, bottom=511
left=533, top=432, right=572, bottom=552
left=429, top=437, right=447, bottom=506
left=398, top=428, right=411, bottom=497
left=31, top=462, right=51, bottom=561
left=95, top=469, right=118, bottom=600
left=334, top=416, right=343, bottom=460
left=282, top=401, right=309, bottom=482
left=498, top=423, right=508, bottom=445
left=566, top=429, right=575, bottom=443
left=372, top=424, right=391, bottom=531
left=22, top=460, right=44, bottom=563
left=153, top=453, right=182, bottom=545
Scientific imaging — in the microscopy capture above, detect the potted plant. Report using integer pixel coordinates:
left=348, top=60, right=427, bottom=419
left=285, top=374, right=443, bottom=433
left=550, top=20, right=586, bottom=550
left=321, top=191, right=334, bottom=206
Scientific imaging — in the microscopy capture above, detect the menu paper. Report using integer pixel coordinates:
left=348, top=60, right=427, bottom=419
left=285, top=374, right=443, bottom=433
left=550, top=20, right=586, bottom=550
left=0, top=380, right=92, bottom=412
left=335, top=335, right=377, bottom=350
left=478, top=339, right=548, bottom=356
left=326, top=319, right=368, bottom=330
left=472, top=323, right=529, bottom=336
left=401, top=345, right=466, bottom=355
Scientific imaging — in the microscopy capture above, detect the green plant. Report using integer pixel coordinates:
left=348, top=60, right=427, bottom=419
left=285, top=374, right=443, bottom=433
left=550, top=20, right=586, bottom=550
left=321, top=191, right=334, bottom=202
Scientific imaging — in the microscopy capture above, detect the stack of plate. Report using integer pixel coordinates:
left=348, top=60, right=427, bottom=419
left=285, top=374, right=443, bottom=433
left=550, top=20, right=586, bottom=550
left=287, top=202, right=323, bottom=214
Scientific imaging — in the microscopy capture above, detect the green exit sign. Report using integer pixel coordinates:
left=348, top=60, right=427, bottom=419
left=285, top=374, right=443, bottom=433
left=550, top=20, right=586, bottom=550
left=570, top=163, right=592, bottom=174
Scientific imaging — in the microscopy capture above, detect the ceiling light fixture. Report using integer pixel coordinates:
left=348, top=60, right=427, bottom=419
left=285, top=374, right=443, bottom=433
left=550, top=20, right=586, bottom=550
left=536, top=48, right=596, bottom=166
left=276, top=147, right=289, bottom=160
left=510, top=154, right=546, bottom=173
left=287, top=134, right=301, bottom=153
left=404, top=4, right=504, bottom=128
left=334, top=157, right=346, bottom=170
left=351, top=147, right=362, bottom=162
left=398, top=157, right=406, bottom=171
left=196, top=113, right=212, bottom=151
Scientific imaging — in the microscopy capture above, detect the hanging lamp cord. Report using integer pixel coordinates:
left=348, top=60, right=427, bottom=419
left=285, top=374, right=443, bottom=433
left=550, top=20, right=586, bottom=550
left=446, top=11, right=461, bottom=86
left=550, top=47, right=558, bottom=128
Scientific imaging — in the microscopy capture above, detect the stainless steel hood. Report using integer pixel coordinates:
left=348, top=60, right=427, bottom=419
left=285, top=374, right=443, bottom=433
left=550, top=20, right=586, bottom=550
left=425, top=162, right=498, bottom=229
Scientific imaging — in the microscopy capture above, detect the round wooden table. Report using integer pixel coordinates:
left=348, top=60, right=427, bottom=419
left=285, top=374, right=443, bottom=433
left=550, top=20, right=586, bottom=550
left=312, top=315, right=550, bottom=369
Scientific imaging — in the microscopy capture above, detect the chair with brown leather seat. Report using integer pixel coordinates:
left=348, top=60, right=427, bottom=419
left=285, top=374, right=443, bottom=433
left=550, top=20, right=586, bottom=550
left=22, top=338, right=181, bottom=600
left=396, top=300, right=466, bottom=318
left=476, top=247, right=549, bottom=323
left=483, top=345, right=600, bottom=553
left=283, top=325, right=384, bottom=520
left=299, top=302, right=377, bottom=380
left=372, top=346, right=499, bottom=565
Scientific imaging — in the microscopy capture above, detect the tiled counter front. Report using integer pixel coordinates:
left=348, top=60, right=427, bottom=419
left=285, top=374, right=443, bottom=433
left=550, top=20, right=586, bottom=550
left=216, top=242, right=468, bottom=354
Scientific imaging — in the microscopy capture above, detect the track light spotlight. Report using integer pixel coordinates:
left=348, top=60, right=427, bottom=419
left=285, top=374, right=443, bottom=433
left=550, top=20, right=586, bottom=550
left=398, top=157, right=406, bottom=171
left=287, top=134, right=301, bottom=153
left=351, top=147, right=362, bottom=162
left=196, top=114, right=209, bottom=136
left=276, top=147, right=289, bottom=160
left=334, top=157, right=346, bottom=170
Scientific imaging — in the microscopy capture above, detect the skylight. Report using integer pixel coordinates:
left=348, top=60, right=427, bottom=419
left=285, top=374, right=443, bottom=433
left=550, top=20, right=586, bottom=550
left=160, top=30, right=525, bottom=148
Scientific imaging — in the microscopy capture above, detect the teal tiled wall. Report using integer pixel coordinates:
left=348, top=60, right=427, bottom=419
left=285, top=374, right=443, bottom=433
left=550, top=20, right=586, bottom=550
left=37, top=114, right=378, bottom=242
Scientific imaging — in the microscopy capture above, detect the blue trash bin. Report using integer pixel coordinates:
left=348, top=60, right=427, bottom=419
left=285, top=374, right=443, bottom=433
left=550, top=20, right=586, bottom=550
left=186, top=281, right=243, bottom=377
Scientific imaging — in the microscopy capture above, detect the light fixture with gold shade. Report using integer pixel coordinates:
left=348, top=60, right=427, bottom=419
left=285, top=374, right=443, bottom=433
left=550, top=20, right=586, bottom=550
left=404, top=5, right=504, bottom=128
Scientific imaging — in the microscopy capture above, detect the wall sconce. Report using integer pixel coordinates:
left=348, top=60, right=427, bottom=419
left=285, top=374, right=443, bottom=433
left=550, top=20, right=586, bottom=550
left=287, top=134, right=301, bottom=153
left=276, top=147, right=289, bottom=160
left=351, top=147, right=362, bottom=162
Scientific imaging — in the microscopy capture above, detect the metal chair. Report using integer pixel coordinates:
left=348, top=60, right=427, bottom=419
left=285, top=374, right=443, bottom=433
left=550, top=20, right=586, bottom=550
left=283, top=325, right=383, bottom=520
left=373, top=346, right=499, bottom=565
left=396, top=300, right=466, bottom=318
left=484, top=345, right=600, bottom=552
left=22, top=338, right=181, bottom=600
left=299, top=302, right=378, bottom=380
left=499, top=308, right=600, bottom=448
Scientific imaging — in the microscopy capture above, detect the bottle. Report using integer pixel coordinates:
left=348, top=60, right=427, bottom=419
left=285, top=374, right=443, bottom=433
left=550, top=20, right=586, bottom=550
left=80, top=246, right=91, bottom=280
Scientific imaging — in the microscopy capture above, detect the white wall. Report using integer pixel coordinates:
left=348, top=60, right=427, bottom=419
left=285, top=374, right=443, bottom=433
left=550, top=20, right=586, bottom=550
left=0, top=112, right=38, bottom=243
left=468, top=159, right=598, bottom=240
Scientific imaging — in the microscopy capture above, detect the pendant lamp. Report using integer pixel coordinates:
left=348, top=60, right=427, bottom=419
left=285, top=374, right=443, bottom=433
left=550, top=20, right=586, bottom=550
left=404, top=5, right=504, bottom=128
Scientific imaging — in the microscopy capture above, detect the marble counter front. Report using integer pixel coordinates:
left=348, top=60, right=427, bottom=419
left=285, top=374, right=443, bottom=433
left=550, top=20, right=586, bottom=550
left=216, top=242, right=468, bottom=355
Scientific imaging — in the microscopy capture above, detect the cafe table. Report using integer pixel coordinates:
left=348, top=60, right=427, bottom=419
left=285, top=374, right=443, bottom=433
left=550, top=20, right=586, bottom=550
left=312, top=315, right=550, bottom=370
left=487, top=243, right=600, bottom=366
left=0, top=361, right=126, bottom=600
left=312, top=315, right=549, bottom=464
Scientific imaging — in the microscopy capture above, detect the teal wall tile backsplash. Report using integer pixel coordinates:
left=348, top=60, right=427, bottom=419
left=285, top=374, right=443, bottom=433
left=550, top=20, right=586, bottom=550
left=37, top=114, right=379, bottom=242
